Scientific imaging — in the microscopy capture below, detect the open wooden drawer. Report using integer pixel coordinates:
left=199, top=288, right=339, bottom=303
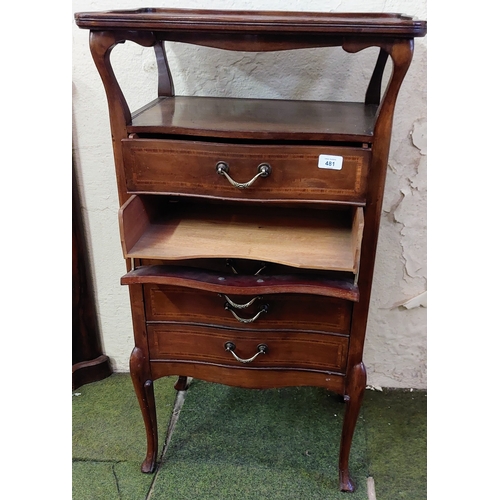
left=119, top=195, right=364, bottom=274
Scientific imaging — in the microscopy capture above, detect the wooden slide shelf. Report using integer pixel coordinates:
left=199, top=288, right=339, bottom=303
left=121, top=265, right=360, bottom=302
left=119, top=195, right=364, bottom=274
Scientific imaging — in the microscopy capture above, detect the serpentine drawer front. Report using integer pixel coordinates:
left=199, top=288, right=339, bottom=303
left=122, top=138, right=371, bottom=203
left=147, top=324, right=349, bottom=374
left=144, top=285, right=353, bottom=334
left=75, top=7, right=426, bottom=493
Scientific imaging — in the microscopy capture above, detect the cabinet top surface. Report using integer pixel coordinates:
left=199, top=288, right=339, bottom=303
left=74, top=8, right=426, bottom=37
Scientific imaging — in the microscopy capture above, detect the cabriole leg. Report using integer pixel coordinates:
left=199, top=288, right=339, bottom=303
left=339, top=362, right=367, bottom=492
left=174, top=376, right=189, bottom=391
left=130, top=347, right=158, bottom=473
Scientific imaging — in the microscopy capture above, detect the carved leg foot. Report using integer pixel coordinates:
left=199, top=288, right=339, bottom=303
left=174, top=375, right=189, bottom=391
left=339, top=362, right=367, bottom=492
left=130, top=347, right=158, bottom=473
left=339, top=468, right=356, bottom=493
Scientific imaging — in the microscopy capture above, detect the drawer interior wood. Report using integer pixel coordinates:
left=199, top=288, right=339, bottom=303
left=119, top=195, right=364, bottom=273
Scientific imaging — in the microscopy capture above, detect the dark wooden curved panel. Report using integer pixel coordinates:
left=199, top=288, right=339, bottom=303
left=150, top=360, right=345, bottom=392
left=121, top=265, right=359, bottom=302
left=72, top=165, right=112, bottom=390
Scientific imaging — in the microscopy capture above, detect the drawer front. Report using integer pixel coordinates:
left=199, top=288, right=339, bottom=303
left=144, top=285, right=352, bottom=334
left=148, top=324, right=348, bottom=374
left=122, top=138, right=370, bottom=203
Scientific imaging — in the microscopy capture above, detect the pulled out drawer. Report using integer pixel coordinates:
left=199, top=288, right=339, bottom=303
left=119, top=196, right=364, bottom=274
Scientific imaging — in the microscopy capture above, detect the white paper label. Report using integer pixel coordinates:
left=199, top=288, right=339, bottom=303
left=318, top=154, right=343, bottom=170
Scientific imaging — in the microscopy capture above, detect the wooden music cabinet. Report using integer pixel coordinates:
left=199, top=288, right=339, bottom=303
left=75, top=8, right=426, bottom=492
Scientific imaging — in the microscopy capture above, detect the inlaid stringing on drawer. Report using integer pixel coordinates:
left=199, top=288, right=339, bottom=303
left=148, top=324, right=349, bottom=374
left=144, top=285, right=353, bottom=334
left=122, top=138, right=370, bottom=203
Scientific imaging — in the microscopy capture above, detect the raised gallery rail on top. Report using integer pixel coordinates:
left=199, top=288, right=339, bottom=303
left=75, top=8, right=427, bottom=37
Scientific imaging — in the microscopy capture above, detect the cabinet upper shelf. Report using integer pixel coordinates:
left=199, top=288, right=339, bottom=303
left=75, top=9, right=427, bottom=38
left=130, top=97, right=378, bottom=142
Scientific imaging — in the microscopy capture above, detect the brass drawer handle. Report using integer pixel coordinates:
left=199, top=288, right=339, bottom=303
left=224, top=302, right=269, bottom=323
left=224, top=341, right=268, bottom=363
left=216, top=161, right=271, bottom=189
left=221, top=294, right=262, bottom=309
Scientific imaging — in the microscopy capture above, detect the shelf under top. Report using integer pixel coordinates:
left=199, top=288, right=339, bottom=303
left=129, top=97, right=378, bottom=142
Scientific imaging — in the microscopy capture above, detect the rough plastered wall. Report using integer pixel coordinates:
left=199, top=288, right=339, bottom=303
left=72, top=0, right=427, bottom=388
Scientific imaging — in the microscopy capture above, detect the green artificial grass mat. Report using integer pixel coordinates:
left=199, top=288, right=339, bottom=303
left=363, top=389, right=427, bottom=500
left=72, top=374, right=427, bottom=500
left=72, top=461, right=121, bottom=500
left=150, top=380, right=368, bottom=499
left=73, top=373, right=178, bottom=500
left=72, top=460, right=155, bottom=500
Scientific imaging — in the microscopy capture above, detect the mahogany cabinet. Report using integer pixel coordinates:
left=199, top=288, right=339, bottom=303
left=75, top=8, right=426, bottom=492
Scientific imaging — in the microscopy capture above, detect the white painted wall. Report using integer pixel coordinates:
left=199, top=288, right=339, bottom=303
left=72, top=0, right=427, bottom=389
